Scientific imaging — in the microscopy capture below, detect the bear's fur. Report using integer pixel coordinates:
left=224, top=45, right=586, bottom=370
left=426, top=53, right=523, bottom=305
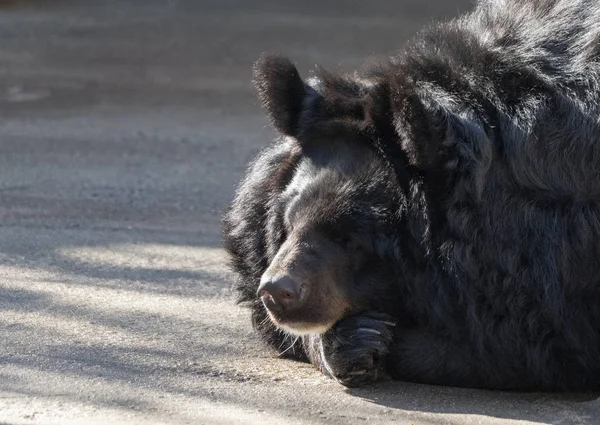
left=223, top=0, right=600, bottom=390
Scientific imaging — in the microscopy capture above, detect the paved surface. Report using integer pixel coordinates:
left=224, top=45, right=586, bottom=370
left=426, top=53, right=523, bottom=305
left=0, top=0, right=599, bottom=424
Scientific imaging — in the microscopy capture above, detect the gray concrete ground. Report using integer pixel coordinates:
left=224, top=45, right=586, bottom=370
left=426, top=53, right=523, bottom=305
left=0, top=0, right=599, bottom=424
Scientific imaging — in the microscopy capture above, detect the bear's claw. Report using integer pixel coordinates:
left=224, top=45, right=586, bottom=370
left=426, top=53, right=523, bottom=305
left=320, top=312, right=396, bottom=387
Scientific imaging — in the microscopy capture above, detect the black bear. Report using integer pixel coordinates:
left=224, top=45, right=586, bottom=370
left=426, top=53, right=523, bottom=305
left=223, top=0, right=600, bottom=390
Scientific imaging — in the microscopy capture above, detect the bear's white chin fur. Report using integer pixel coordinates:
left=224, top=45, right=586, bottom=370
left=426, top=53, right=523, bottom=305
left=279, top=321, right=334, bottom=336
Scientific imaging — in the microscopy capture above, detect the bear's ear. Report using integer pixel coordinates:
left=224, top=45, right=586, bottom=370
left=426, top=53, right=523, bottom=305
left=253, top=54, right=311, bottom=137
left=389, top=76, right=447, bottom=170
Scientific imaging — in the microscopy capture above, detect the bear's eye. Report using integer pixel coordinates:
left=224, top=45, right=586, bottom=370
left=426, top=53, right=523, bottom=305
left=327, top=230, right=351, bottom=245
left=333, top=235, right=364, bottom=252
left=348, top=239, right=367, bottom=254
left=331, top=234, right=351, bottom=246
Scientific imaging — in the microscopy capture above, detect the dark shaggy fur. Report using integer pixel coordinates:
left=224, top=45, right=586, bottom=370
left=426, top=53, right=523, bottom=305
left=223, top=0, right=600, bottom=390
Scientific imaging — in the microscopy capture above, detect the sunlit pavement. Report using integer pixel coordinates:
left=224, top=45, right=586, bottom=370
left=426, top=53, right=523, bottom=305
left=0, top=1, right=598, bottom=424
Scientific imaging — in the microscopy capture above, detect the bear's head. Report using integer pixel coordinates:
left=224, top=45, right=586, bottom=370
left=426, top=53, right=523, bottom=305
left=249, top=55, right=426, bottom=335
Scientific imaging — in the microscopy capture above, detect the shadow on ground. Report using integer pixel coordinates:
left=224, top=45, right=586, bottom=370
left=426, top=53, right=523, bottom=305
left=1, top=235, right=599, bottom=424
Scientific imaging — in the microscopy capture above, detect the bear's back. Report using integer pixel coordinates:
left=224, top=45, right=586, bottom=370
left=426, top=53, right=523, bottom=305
left=472, top=0, right=600, bottom=200
left=401, top=0, right=600, bottom=200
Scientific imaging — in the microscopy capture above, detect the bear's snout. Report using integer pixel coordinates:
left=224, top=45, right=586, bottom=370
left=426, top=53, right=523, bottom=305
left=257, top=274, right=305, bottom=315
left=255, top=231, right=353, bottom=334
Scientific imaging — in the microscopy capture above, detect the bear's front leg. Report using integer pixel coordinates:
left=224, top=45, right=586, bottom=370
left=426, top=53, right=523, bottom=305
left=304, top=312, right=396, bottom=387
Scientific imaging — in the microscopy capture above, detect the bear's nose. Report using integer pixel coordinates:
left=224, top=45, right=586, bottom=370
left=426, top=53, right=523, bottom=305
left=257, top=274, right=304, bottom=314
